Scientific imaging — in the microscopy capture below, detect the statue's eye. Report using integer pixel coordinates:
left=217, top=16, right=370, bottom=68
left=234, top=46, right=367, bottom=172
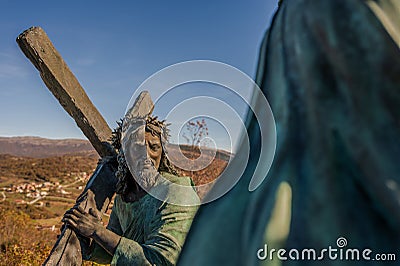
left=150, top=143, right=161, bottom=151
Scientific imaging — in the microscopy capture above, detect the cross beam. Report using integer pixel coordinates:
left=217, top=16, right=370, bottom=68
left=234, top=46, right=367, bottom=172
left=17, top=26, right=118, bottom=265
left=17, top=26, right=155, bottom=265
left=17, top=27, right=115, bottom=158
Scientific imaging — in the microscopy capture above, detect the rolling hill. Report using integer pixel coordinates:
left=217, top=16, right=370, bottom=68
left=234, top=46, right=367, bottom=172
left=0, top=136, right=97, bottom=158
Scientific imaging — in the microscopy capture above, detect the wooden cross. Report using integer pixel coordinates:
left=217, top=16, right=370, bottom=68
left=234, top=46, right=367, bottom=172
left=17, top=26, right=153, bottom=265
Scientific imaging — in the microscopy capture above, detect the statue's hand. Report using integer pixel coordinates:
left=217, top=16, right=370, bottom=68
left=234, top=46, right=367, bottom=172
left=62, top=205, right=102, bottom=238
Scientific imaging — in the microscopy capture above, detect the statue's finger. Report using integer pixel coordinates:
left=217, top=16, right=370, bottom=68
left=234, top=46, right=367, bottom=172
left=72, top=208, right=85, bottom=217
left=63, top=218, right=78, bottom=229
left=88, top=208, right=100, bottom=219
left=63, top=213, right=79, bottom=222
left=76, top=205, right=86, bottom=214
left=65, top=209, right=82, bottom=219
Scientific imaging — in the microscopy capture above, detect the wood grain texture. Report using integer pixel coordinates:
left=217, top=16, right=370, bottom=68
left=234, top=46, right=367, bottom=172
left=16, top=26, right=115, bottom=158
left=17, top=26, right=118, bottom=265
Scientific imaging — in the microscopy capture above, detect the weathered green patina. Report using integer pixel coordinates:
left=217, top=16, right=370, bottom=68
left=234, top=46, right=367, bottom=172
left=178, top=0, right=400, bottom=265
left=87, top=172, right=199, bottom=265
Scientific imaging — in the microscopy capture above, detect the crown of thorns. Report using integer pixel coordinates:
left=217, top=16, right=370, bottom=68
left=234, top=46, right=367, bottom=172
left=111, top=115, right=170, bottom=150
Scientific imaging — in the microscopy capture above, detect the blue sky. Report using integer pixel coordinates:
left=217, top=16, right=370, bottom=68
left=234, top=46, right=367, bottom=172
left=0, top=1, right=277, bottom=151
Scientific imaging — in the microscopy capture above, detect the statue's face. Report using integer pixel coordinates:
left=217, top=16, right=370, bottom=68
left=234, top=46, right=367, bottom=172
left=145, top=131, right=163, bottom=170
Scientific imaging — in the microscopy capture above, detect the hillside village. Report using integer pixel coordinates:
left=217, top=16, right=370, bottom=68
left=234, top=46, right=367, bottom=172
left=2, top=171, right=89, bottom=207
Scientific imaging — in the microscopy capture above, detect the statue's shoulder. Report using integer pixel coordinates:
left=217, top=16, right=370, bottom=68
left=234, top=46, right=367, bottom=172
left=151, top=172, right=200, bottom=206
left=160, top=172, right=194, bottom=186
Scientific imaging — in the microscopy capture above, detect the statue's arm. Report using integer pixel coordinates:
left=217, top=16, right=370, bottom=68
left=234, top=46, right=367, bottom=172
left=111, top=182, right=199, bottom=266
left=84, top=197, right=123, bottom=264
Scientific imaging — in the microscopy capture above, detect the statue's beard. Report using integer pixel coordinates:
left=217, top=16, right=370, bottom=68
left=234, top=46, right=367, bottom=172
left=115, top=151, right=159, bottom=201
left=134, top=158, right=159, bottom=190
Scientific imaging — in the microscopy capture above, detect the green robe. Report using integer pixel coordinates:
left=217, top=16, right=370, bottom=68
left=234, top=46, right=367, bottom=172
left=86, top=172, right=199, bottom=265
left=178, top=1, right=400, bottom=265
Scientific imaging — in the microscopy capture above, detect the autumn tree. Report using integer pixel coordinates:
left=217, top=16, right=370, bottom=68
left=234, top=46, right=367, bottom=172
left=182, top=118, right=209, bottom=159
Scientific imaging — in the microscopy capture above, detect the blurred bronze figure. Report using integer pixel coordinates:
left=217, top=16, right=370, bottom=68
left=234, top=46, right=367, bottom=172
left=178, top=1, right=400, bottom=265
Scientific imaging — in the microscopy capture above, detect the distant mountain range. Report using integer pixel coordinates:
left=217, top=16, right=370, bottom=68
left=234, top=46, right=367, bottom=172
left=0, top=136, right=97, bottom=158
left=0, top=136, right=232, bottom=160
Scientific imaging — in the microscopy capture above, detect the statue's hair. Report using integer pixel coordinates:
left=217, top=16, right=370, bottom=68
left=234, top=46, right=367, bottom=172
left=112, top=116, right=177, bottom=201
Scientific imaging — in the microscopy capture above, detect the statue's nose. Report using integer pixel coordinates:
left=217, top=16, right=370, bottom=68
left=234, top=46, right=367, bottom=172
left=145, top=142, right=150, bottom=157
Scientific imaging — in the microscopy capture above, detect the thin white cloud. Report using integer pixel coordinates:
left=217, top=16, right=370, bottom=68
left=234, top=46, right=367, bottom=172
left=0, top=52, right=29, bottom=78
left=0, top=63, right=28, bottom=78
